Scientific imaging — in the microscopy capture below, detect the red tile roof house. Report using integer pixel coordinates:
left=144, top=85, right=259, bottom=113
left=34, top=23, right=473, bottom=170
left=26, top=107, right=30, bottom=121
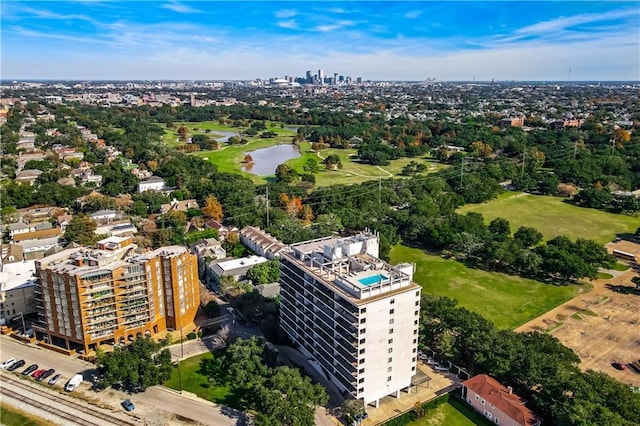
left=462, top=374, right=540, bottom=426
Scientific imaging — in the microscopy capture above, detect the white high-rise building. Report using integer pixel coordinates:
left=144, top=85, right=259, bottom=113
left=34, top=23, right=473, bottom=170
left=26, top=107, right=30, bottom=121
left=279, top=231, right=421, bottom=407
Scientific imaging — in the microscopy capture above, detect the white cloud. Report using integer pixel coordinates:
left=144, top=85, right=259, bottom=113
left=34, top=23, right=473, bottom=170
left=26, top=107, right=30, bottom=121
left=160, top=1, right=200, bottom=14
left=315, top=20, right=356, bottom=32
left=404, top=11, right=422, bottom=19
left=275, top=10, right=296, bottom=19
left=515, top=8, right=638, bottom=36
left=277, top=20, right=299, bottom=30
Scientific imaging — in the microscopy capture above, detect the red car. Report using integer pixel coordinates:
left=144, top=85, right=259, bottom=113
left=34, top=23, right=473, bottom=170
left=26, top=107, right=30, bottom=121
left=32, top=369, right=47, bottom=379
left=612, top=361, right=627, bottom=371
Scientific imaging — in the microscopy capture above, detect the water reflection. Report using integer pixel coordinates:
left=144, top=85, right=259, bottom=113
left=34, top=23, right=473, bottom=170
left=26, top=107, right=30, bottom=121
left=242, top=144, right=301, bottom=176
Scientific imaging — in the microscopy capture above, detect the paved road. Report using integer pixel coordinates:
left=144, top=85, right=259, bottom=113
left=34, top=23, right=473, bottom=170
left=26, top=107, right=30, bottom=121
left=0, top=335, right=244, bottom=425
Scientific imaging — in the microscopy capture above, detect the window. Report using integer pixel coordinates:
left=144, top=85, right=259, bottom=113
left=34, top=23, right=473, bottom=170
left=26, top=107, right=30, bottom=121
left=360, top=338, right=366, bottom=344
left=389, top=328, right=394, bottom=334
left=388, top=357, right=393, bottom=363
left=388, top=338, right=393, bottom=344
left=481, top=398, right=485, bottom=405
left=467, top=398, right=472, bottom=404
left=359, top=368, right=365, bottom=374
left=360, top=328, right=366, bottom=334
left=415, top=301, right=419, bottom=306
left=411, top=366, right=416, bottom=371
left=388, top=348, right=393, bottom=353
left=389, top=308, right=394, bottom=314
left=415, top=310, right=419, bottom=316
left=390, top=299, right=395, bottom=304
left=416, top=291, right=420, bottom=296
left=413, top=338, right=417, bottom=344
left=359, top=358, right=365, bottom=364
left=494, top=418, right=499, bottom=425
left=489, top=404, right=495, bottom=409
left=414, top=319, right=419, bottom=325
left=360, top=318, right=366, bottom=324
left=358, top=387, right=364, bottom=393
left=412, top=348, right=417, bottom=353
left=387, top=366, right=392, bottom=373
left=389, top=318, right=394, bottom=325
left=358, top=378, right=365, bottom=383
left=359, top=348, right=365, bottom=354
left=387, top=376, right=392, bottom=382
left=475, top=395, right=480, bottom=401
left=361, top=307, right=367, bottom=314
left=412, top=357, right=416, bottom=362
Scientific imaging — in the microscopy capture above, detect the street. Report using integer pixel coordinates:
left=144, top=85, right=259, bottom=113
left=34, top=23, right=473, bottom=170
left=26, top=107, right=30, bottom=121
left=0, top=335, right=245, bottom=425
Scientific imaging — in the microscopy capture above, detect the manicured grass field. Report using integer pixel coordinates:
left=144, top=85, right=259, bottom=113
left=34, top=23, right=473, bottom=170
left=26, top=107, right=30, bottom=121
left=163, top=352, right=241, bottom=408
left=163, top=120, right=445, bottom=186
left=408, top=399, right=492, bottom=426
left=457, top=192, right=638, bottom=245
left=390, top=245, right=579, bottom=329
left=0, top=402, right=50, bottom=426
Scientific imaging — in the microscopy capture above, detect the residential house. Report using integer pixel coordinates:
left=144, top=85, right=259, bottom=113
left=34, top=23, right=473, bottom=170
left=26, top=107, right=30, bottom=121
left=160, top=199, right=200, bottom=215
left=462, top=374, right=540, bottom=426
left=15, top=169, right=42, bottom=185
left=240, top=226, right=286, bottom=260
left=191, top=238, right=226, bottom=280
left=90, top=209, right=119, bottom=223
left=501, top=116, right=525, bottom=128
left=131, top=168, right=152, bottom=179
left=138, top=176, right=165, bottom=193
left=1, top=244, right=24, bottom=264
left=11, top=227, right=62, bottom=260
left=56, top=215, right=73, bottom=233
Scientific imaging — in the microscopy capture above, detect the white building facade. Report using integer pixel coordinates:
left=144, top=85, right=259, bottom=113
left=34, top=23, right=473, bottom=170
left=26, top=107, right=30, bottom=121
left=279, top=232, right=421, bottom=407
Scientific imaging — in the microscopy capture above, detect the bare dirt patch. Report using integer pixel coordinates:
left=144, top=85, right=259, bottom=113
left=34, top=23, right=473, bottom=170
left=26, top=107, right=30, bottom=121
left=517, top=267, right=640, bottom=387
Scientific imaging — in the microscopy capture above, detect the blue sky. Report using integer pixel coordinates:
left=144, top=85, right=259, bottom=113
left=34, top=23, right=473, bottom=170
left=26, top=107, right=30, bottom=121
left=2, top=1, right=639, bottom=80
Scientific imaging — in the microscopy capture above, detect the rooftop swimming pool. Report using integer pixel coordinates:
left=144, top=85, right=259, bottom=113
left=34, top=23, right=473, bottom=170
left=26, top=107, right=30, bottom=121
left=359, top=274, right=389, bottom=286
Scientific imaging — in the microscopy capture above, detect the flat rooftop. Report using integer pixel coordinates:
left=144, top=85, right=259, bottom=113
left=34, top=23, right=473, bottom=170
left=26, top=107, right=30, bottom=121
left=0, top=260, right=38, bottom=292
left=287, top=234, right=417, bottom=302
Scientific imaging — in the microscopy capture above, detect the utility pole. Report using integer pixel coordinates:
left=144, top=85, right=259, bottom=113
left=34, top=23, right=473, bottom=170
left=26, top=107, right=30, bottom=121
left=265, top=185, right=270, bottom=227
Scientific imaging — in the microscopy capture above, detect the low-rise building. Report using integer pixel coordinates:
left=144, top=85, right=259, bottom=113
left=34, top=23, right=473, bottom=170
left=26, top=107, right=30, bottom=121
left=462, top=374, right=540, bottom=426
left=207, top=255, right=268, bottom=283
left=137, top=176, right=165, bottom=193
left=160, top=199, right=200, bottom=214
left=0, top=260, right=38, bottom=325
left=240, top=226, right=286, bottom=260
left=15, top=169, right=43, bottom=185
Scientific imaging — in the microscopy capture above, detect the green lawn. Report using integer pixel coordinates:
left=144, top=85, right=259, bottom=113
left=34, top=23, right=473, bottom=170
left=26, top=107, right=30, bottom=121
left=0, top=402, right=50, bottom=426
left=163, top=352, right=242, bottom=408
left=457, top=192, right=638, bottom=245
left=409, top=399, right=492, bottom=426
left=390, top=245, right=580, bottom=329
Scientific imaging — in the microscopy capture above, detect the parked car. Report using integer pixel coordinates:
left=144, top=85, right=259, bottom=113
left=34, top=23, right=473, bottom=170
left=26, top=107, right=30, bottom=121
left=433, top=364, right=449, bottom=372
left=48, top=373, right=62, bottom=385
left=22, top=364, right=38, bottom=376
left=7, top=359, right=25, bottom=371
left=1, top=357, right=16, bottom=369
left=612, top=361, right=627, bottom=371
left=226, top=307, right=235, bottom=315
left=65, top=374, right=83, bottom=392
left=121, top=399, right=135, bottom=412
left=425, top=358, right=438, bottom=365
left=38, top=369, right=55, bottom=382
left=31, top=369, right=46, bottom=379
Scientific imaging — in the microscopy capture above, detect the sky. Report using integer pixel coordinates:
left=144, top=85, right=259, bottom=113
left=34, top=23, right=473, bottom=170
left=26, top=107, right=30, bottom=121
left=1, top=1, right=639, bottom=81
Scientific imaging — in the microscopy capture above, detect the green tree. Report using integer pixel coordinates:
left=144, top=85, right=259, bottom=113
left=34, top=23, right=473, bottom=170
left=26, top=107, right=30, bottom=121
left=219, top=337, right=269, bottom=388
left=513, top=226, right=543, bottom=248
left=302, top=158, right=319, bottom=174
left=97, top=336, right=172, bottom=392
left=253, top=366, right=328, bottom=426
left=245, top=260, right=280, bottom=285
left=275, top=164, right=298, bottom=183
left=64, top=214, right=99, bottom=246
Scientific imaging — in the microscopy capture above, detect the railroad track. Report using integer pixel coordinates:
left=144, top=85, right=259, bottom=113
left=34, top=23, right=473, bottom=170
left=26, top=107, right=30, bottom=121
left=1, top=373, right=141, bottom=426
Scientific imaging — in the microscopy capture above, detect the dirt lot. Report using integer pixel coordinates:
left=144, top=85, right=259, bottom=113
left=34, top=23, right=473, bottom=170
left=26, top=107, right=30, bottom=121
left=517, top=252, right=640, bottom=387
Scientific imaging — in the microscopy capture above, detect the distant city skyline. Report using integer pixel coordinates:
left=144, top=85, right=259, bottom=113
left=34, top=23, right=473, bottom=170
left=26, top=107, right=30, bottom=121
left=2, top=1, right=639, bottom=81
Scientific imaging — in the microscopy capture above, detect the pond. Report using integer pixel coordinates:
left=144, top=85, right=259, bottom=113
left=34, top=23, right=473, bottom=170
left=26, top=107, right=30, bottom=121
left=242, top=144, right=301, bottom=176
left=213, top=131, right=239, bottom=143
